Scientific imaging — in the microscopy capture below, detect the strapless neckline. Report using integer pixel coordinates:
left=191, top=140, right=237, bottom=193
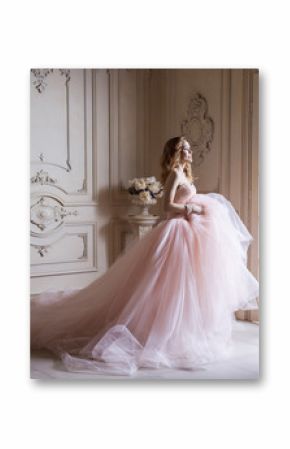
left=177, top=182, right=192, bottom=189
left=177, top=182, right=196, bottom=192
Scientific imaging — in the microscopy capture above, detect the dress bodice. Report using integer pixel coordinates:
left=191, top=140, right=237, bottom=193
left=174, top=182, right=197, bottom=204
left=165, top=182, right=197, bottom=220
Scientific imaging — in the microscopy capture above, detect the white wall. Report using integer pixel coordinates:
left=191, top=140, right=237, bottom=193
left=30, top=69, right=149, bottom=293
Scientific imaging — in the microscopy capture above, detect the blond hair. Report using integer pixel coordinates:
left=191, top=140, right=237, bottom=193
left=160, top=136, right=196, bottom=185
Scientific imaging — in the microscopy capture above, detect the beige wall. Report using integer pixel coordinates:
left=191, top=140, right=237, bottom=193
left=148, top=68, right=259, bottom=320
left=30, top=68, right=259, bottom=321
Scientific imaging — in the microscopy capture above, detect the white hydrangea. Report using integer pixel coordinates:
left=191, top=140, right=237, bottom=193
left=148, top=181, right=161, bottom=194
left=134, top=178, right=146, bottom=190
left=139, top=191, right=152, bottom=203
left=128, top=176, right=163, bottom=205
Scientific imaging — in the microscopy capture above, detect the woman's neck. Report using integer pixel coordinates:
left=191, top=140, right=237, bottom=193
left=176, top=163, right=186, bottom=173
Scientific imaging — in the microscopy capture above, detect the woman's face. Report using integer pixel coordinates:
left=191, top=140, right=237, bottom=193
left=181, top=141, right=192, bottom=163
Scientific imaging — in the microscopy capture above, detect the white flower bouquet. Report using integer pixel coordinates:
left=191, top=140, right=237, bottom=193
left=127, top=176, right=164, bottom=206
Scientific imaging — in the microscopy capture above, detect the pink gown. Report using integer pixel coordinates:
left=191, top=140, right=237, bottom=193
left=31, top=183, right=259, bottom=375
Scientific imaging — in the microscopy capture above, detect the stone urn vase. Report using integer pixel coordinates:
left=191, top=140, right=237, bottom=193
left=132, top=198, right=156, bottom=217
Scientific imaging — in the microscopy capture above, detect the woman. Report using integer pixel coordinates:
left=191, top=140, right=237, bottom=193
left=31, top=136, right=259, bottom=376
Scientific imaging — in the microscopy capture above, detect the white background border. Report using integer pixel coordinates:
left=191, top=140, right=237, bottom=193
left=1, top=1, right=289, bottom=448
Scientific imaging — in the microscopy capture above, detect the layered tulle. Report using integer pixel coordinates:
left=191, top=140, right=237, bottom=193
left=31, top=185, right=259, bottom=376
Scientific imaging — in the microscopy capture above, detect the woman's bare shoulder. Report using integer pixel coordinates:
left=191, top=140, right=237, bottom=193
left=164, top=169, right=182, bottom=191
left=164, top=169, right=178, bottom=186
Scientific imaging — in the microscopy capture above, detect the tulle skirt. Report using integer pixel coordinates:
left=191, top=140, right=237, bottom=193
left=30, top=193, right=259, bottom=376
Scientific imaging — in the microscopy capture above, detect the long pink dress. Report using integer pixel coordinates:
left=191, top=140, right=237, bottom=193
left=31, top=183, right=259, bottom=375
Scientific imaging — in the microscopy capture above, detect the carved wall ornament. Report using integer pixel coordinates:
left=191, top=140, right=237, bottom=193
left=31, top=169, right=57, bottom=186
left=181, top=92, right=214, bottom=166
left=31, top=68, right=71, bottom=93
left=32, top=231, right=89, bottom=260
left=35, top=152, right=72, bottom=173
left=31, top=69, right=53, bottom=93
left=77, top=234, right=88, bottom=259
left=77, top=178, right=87, bottom=193
left=33, top=245, right=49, bottom=258
left=30, top=196, right=78, bottom=235
left=59, top=69, right=71, bottom=86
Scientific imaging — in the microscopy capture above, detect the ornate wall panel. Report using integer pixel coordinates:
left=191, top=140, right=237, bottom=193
left=30, top=69, right=99, bottom=287
left=30, top=69, right=94, bottom=204
left=30, top=69, right=149, bottom=291
left=31, top=223, right=98, bottom=276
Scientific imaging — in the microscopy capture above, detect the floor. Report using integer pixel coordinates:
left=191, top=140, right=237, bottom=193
left=30, top=320, right=259, bottom=381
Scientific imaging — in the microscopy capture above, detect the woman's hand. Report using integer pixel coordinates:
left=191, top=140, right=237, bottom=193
left=193, top=204, right=204, bottom=215
left=185, top=203, right=204, bottom=216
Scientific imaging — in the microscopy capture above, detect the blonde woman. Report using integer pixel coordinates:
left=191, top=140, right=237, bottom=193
left=31, top=136, right=259, bottom=376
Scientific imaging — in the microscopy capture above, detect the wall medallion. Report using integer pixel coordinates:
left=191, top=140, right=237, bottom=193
left=181, top=92, right=214, bottom=166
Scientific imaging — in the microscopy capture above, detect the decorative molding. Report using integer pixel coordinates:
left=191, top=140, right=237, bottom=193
left=108, top=69, right=149, bottom=205
left=31, top=68, right=71, bottom=93
left=31, top=68, right=72, bottom=173
left=35, top=154, right=72, bottom=173
left=33, top=245, right=49, bottom=257
left=31, top=69, right=53, bottom=93
left=108, top=69, right=131, bottom=202
left=33, top=231, right=88, bottom=261
left=31, top=169, right=57, bottom=186
left=31, top=172, right=89, bottom=196
left=30, top=195, right=78, bottom=235
left=31, top=70, right=93, bottom=200
left=91, top=69, right=98, bottom=204
left=220, top=69, right=231, bottom=197
left=77, top=233, right=88, bottom=259
left=59, top=69, right=71, bottom=86
left=30, top=222, right=98, bottom=277
left=108, top=69, right=122, bottom=203
left=30, top=70, right=97, bottom=284
left=181, top=92, right=214, bottom=166
left=77, top=178, right=87, bottom=193
left=136, top=69, right=150, bottom=180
